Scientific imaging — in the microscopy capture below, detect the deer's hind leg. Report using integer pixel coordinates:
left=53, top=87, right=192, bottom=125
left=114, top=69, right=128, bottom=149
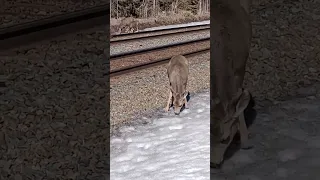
left=238, top=112, right=252, bottom=149
left=184, top=92, right=189, bottom=109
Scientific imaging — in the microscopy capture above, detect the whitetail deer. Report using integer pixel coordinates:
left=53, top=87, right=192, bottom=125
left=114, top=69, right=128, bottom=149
left=164, top=55, right=189, bottom=115
left=211, top=0, right=254, bottom=168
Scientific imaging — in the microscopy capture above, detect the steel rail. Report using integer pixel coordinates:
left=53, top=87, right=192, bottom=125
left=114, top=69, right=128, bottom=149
left=111, top=23, right=210, bottom=38
left=109, top=48, right=210, bottom=77
left=110, top=37, right=210, bottom=60
left=110, top=26, right=210, bottom=43
left=0, top=4, right=109, bottom=51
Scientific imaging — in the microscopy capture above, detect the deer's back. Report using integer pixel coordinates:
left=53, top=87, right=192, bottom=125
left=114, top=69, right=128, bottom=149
left=167, top=55, right=189, bottom=91
left=211, top=1, right=252, bottom=100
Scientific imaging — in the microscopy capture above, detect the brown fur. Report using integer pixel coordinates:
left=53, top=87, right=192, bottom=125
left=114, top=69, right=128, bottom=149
left=164, top=55, right=189, bottom=115
left=211, top=0, right=253, bottom=167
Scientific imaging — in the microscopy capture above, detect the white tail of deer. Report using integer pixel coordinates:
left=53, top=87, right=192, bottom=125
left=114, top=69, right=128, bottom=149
left=164, top=55, right=189, bottom=115
left=211, top=0, right=253, bottom=168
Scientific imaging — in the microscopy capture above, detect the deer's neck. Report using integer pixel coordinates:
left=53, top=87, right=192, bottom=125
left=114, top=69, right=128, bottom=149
left=240, top=0, right=251, bottom=14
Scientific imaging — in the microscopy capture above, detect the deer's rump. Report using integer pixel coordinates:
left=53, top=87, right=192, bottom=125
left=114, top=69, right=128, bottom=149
left=211, top=1, right=252, bottom=101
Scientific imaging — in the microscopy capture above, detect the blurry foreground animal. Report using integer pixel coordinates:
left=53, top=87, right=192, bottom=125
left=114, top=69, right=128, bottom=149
left=164, top=55, right=189, bottom=115
left=211, top=0, right=255, bottom=168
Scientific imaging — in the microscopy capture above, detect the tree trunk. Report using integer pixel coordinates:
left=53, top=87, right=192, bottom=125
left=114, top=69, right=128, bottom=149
left=205, top=0, right=207, bottom=13
left=144, top=0, right=148, bottom=18
left=116, top=0, right=118, bottom=19
left=153, top=0, right=156, bottom=17
left=199, top=0, right=202, bottom=15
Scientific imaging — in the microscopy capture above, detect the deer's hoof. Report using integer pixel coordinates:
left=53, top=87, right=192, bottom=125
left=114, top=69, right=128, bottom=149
left=241, top=142, right=253, bottom=150
left=210, top=162, right=222, bottom=169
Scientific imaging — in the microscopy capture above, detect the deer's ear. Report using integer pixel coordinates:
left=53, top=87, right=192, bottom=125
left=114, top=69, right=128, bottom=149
left=233, top=89, right=250, bottom=118
left=166, top=60, right=172, bottom=69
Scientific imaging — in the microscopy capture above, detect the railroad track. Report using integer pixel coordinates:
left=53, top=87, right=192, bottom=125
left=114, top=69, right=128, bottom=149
left=110, top=24, right=210, bottom=44
left=0, top=4, right=109, bottom=51
left=0, top=0, right=108, bottom=28
left=109, top=37, right=210, bottom=77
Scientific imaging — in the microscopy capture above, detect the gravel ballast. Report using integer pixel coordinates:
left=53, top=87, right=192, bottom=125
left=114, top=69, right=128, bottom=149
left=0, top=26, right=109, bottom=179
left=110, top=30, right=210, bottom=55
left=0, top=1, right=108, bottom=28
left=110, top=41, right=209, bottom=71
left=244, top=0, right=320, bottom=102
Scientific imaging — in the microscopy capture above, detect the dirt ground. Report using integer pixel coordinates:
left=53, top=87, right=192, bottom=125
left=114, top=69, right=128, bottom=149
left=211, top=85, right=320, bottom=179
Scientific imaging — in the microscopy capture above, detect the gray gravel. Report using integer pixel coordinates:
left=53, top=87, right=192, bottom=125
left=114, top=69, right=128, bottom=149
left=110, top=52, right=210, bottom=131
left=110, top=30, right=210, bottom=55
left=244, top=0, right=320, bottom=102
left=0, top=26, right=109, bottom=179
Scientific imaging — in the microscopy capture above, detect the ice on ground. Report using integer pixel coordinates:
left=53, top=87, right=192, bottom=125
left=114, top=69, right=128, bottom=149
left=141, top=20, right=210, bottom=32
left=111, top=91, right=210, bottom=180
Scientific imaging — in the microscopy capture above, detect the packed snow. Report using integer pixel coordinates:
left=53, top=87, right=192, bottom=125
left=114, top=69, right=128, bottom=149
left=141, top=20, right=210, bottom=32
left=110, top=91, right=210, bottom=180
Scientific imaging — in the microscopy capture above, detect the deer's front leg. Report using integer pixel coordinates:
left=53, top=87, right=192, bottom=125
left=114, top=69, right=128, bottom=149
left=184, top=97, right=188, bottom=109
left=183, top=91, right=189, bottom=109
left=184, top=99, right=188, bottom=109
left=164, top=89, right=173, bottom=112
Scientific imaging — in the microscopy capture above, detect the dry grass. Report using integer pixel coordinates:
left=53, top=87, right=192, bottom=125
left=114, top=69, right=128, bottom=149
left=110, top=12, right=210, bottom=34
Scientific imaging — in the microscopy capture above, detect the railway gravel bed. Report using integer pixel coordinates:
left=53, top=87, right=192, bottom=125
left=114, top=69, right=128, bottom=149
left=110, top=41, right=209, bottom=71
left=0, top=1, right=108, bottom=28
left=244, top=0, right=320, bottom=102
left=110, top=52, right=210, bottom=130
left=110, top=30, right=210, bottom=55
left=0, top=26, right=108, bottom=178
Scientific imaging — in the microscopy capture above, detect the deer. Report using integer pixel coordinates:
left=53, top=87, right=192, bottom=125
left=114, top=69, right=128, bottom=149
left=211, top=0, right=254, bottom=168
left=164, top=55, right=189, bottom=115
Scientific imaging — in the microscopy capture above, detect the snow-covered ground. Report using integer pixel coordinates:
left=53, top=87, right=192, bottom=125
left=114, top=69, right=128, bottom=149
left=211, top=94, right=320, bottom=179
left=110, top=91, right=210, bottom=180
left=141, top=20, right=210, bottom=32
